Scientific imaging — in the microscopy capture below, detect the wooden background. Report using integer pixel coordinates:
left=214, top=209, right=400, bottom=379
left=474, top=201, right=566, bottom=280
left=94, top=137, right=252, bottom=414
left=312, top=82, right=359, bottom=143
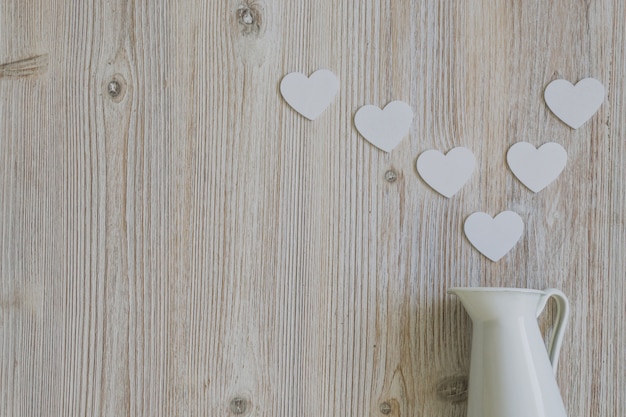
left=1, top=1, right=624, bottom=416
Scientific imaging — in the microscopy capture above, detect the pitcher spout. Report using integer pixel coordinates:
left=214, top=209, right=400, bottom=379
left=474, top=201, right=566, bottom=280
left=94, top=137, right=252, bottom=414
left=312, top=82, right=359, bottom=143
left=448, top=287, right=546, bottom=322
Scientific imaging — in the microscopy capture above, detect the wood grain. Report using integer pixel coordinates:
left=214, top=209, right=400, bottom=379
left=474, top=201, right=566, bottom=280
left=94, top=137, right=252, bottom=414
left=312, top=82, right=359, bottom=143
left=1, top=1, right=624, bottom=416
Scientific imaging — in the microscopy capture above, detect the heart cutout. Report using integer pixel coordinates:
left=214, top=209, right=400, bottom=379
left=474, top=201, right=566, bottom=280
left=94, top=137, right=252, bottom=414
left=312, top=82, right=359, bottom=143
left=464, top=211, right=524, bottom=262
left=354, top=101, right=413, bottom=152
left=416, top=147, right=475, bottom=198
left=507, top=142, right=567, bottom=193
left=544, top=78, right=605, bottom=129
left=280, top=69, right=339, bottom=120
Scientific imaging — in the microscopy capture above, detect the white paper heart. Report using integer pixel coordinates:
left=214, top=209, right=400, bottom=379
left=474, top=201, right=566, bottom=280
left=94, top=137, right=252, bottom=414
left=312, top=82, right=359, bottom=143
left=416, top=147, right=475, bottom=198
left=280, top=69, right=339, bottom=120
left=464, top=211, right=524, bottom=262
left=507, top=142, right=567, bottom=193
left=544, top=78, right=605, bottom=129
left=354, top=101, right=413, bottom=152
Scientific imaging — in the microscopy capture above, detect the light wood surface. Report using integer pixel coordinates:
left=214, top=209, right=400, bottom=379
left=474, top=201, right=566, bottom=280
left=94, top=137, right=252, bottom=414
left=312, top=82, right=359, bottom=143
left=1, top=1, right=625, bottom=416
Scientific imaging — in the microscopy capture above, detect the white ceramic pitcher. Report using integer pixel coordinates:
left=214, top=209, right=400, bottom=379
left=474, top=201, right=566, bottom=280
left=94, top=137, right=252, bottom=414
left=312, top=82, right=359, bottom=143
left=448, top=287, right=570, bottom=417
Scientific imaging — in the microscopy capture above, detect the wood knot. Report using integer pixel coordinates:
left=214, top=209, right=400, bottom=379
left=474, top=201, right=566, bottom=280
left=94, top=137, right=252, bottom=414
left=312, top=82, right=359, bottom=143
left=377, top=399, right=399, bottom=416
left=384, top=169, right=398, bottom=183
left=229, top=397, right=249, bottom=415
left=107, top=80, right=122, bottom=98
left=104, top=74, right=127, bottom=103
left=436, top=375, right=468, bottom=403
left=236, top=1, right=263, bottom=36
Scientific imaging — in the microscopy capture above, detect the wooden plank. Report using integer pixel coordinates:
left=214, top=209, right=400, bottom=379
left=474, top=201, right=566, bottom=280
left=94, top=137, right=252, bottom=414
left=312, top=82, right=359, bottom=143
left=0, top=0, right=624, bottom=416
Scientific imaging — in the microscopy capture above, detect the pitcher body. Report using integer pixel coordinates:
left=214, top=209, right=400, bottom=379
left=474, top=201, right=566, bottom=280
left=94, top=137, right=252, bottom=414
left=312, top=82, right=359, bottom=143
left=449, top=288, right=570, bottom=417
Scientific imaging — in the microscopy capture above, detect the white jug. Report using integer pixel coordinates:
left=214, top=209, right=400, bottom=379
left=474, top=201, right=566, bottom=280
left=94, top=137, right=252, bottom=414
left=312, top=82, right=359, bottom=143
left=448, top=287, right=570, bottom=417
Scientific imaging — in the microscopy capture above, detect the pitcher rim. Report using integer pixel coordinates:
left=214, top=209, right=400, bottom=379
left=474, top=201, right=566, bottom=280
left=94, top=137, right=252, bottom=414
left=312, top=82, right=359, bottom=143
left=447, top=287, right=546, bottom=295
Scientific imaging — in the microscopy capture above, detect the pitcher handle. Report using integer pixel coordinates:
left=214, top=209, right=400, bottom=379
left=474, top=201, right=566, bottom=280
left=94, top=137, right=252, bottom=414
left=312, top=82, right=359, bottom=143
left=536, top=288, right=570, bottom=375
